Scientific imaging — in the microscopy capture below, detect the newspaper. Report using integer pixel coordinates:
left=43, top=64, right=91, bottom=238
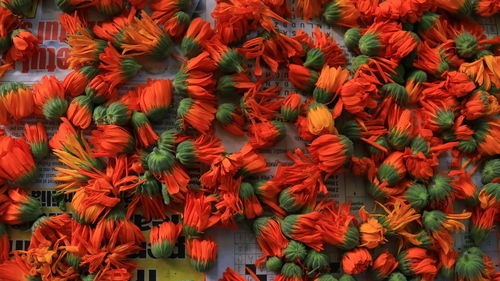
left=2, top=1, right=499, bottom=281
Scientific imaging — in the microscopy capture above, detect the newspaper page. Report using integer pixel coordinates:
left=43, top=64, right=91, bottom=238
left=2, top=1, right=499, bottom=281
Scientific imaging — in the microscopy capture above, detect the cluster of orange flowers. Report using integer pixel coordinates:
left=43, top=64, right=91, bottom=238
left=0, top=0, right=499, bottom=280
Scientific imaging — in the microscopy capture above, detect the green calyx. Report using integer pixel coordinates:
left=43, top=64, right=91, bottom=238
left=0, top=36, right=11, bottom=54
left=147, top=148, right=175, bottom=174
left=106, top=102, right=130, bottom=126
left=416, top=12, right=439, bottom=33
left=19, top=196, right=43, bottom=223
left=272, top=120, right=287, bottom=140
left=338, top=225, right=360, bottom=250
left=0, top=82, right=26, bottom=95
left=304, top=48, right=325, bottom=71
left=120, top=57, right=142, bottom=80
left=481, top=159, right=500, bottom=184
left=304, top=249, right=329, bottom=273
left=157, top=129, right=176, bottom=152
left=190, top=259, right=214, bottom=272
left=131, top=111, right=150, bottom=129
left=404, top=183, right=429, bottom=210
left=96, top=0, right=124, bottom=17
left=455, top=248, right=485, bottom=279
left=252, top=216, right=272, bottom=235
left=239, top=182, right=256, bottom=199
left=317, top=274, right=338, bottom=281
left=387, top=272, right=407, bottom=281
left=378, top=164, right=401, bottom=186
left=381, top=83, right=408, bottom=106
left=216, top=75, right=236, bottom=96
left=279, top=188, right=302, bottom=213
left=313, top=87, right=334, bottom=104
left=151, top=34, right=173, bottom=59
left=266, top=256, right=283, bottom=272
left=339, top=274, right=357, bottom=281
left=15, top=166, right=40, bottom=186
left=176, top=140, right=196, bottom=166
left=388, top=129, right=410, bottom=151
left=483, top=183, right=500, bottom=200
left=435, top=109, right=455, bottom=129
left=218, top=49, right=244, bottom=73
left=79, top=65, right=99, bottom=79
left=344, top=28, right=361, bottom=52
left=304, top=70, right=319, bottom=93
left=151, top=240, right=175, bottom=258
left=322, top=1, right=341, bottom=25
left=65, top=252, right=81, bottom=269
left=280, top=214, right=299, bottom=238
left=359, top=31, right=382, bottom=57
left=43, top=97, right=68, bottom=121
left=350, top=55, right=370, bottom=74
left=470, top=224, right=491, bottom=246
left=369, top=135, right=389, bottom=155
left=283, top=240, right=307, bottom=261
left=340, top=120, right=361, bottom=140
left=422, top=210, right=446, bottom=232
left=136, top=172, right=161, bottom=196
left=367, top=181, right=389, bottom=200
left=414, top=230, right=433, bottom=248
left=410, top=136, right=430, bottom=155
left=30, top=141, right=49, bottom=161
left=390, top=64, right=406, bottom=85
left=93, top=105, right=108, bottom=125
left=428, top=174, right=452, bottom=203
left=4, top=0, right=31, bottom=16
left=281, top=263, right=303, bottom=278
left=281, top=106, right=299, bottom=123
left=181, top=37, right=202, bottom=58
left=458, top=137, right=477, bottom=153
left=177, top=98, right=193, bottom=119
left=407, top=69, right=428, bottom=83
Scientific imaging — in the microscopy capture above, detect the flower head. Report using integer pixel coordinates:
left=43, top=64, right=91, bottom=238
left=0, top=136, right=39, bottom=186
left=150, top=221, right=182, bottom=258
left=342, top=248, right=372, bottom=275
left=186, top=238, right=217, bottom=272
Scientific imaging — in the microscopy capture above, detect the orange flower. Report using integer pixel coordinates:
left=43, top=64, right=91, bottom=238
left=317, top=201, right=359, bottom=249
left=0, top=224, right=8, bottom=263
left=475, top=0, right=500, bottom=16
left=241, top=84, right=282, bottom=123
left=177, top=98, right=216, bottom=133
left=91, top=207, right=145, bottom=247
left=216, top=103, right=246, bottom=136
left=89, top=125, right=134, bottom=157
left=183, top=192, right=219, bottom=237
left=32, top=75, right=68, bottom=121
left=94, top=0, right=125, bottom=17
left=477, top=118, right=500, bottom=156
left=281, top=93, right=302, bottom=122
left=342, top=247, right=372, bottom=274
left=174, top=52, right=217, bottom=100
left=219, top=267, right=247, bottom=281
left=23, top=122, right=48, bottom=161
left=247, top=120, right=286, bottom=149
left=323, top=0, right=360, bottom=27
left=397, top=247, right=438, bottom=279
left=459, top=55, right=500, bottom=90
left=373, top=250, right=398, bottom=279
left=5, top=29, right=38, bottom=63
left=414, top=42, right=449, bottom=77
left=151, top=0, right=191, bottom=25
left=204, top=38, right=244, bottom=73
left=85, top=74, right=118, bottom=103
left=462, top=90, right=499, bottom=120
left=434, top=0, right=472, bottom=16
left=253, top=217, right=289, bottom=263
left=181, top=17, right=214, bottom=58
left=67, top=95, right=93, bottom=129
left=239, top=182, right=263, bottom=219
left=288, top=64, right=318, bottom=93
left=135, top=79, right=173, bottom=122
left=49, top=117, right=78, bottom=151
left=313, top=65, right=349, bottom=104
left=121, top=11, right=173, bottom=58
left=0, top=82, right=34, bottom=123
left=62, top=66, right=98, bottom=98
left=131, top=111, right=158, bottom=149
left=186, top=238, right=218, bottom=272
left=176, top=134, right=224, bottom=166
left=306, top=102, right=336, bottom=135
left=308, top=134, right=353, bottom=175
left=163, top=11, right=191, bottom=40
left=281, top=211, right=324, bottom=251
left=92, top=11, right=133, bottom=44
left=0, top=253, right=37, bottom=281
left=0, top=136, right=38, bottom=186
left=1, top=188, right=42, bottom=225
left=359, top=218, right=386, bottom=249
left=449, top=169, right=476, bottom=200
left=55, top=0, right=94, bottom=13
left=59, top=13, right=107, bottom=70
left=150, top=221, right=182, bottom=258
left=0, top=7, right=17, bottom=53
left=255, top=180, right=286, bottom=217
left=422, top=210, right=471, bottom=255
left=340, top=78, right=378, bottom=115
left=377, top=151, right=406, bottom=186
left=238, top=32, right=303, bottom=77
left=99, top=44, right=142, bottom=89
left=295, top=0, right=325, bottom=20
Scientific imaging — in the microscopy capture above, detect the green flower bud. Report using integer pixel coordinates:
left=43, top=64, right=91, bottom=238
left=359, top=32, right=382, bottom=56
left=176, top=140, right=196, bottom=166
left=43, top=97, right=68, bottom=121
left=304, top=249, right=329, bottom=272
left=388, top=272, right=407, bottom=281
left=404, top=183, right=429, bottom=210
left=481, top=159, right=500, bottom=184
left=381, top=83, right=408, bottom=106
left=317, top=274, right=338, bottom=281
left=339, top=274, right=357, bottom=281
left=93, top=105, right=108, bottom=125
left=422, top=210, right=446, bottom=232
left=218, top=49, right=244, bottom=73
left=428, top=174, right=453, bottom=203
left=266, top=256, right=283, bottom=272
left=344, top=28, right=362, bottom=52
left=106, top=102, right=130, bottom=125
left=281, top=263, right=303, bottom=278
left=340, top=120, right=361, bottom=140
left=304, top=48, right=325, bottom=71
left=350, top=55, right=370, bottom=74
left=455, top=248, right=486, bottom=280
left=390, top=64, right=406, bottom=85
left=147, top=148, right=175, bottom=174
left=455, top=32, right=478, bottom=59
left=283, top=240, right=307, bottom=261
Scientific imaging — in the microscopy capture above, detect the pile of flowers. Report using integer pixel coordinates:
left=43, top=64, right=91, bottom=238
left=0, top=0, right=499, bottom=280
